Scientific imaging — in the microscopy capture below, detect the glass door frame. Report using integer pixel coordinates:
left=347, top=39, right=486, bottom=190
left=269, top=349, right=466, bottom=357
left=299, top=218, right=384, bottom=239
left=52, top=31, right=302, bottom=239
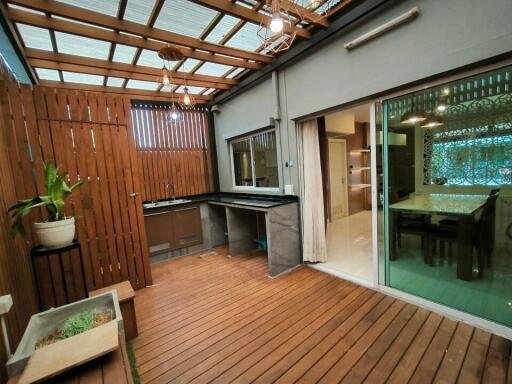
left=370, top=57, right=512, bottom=339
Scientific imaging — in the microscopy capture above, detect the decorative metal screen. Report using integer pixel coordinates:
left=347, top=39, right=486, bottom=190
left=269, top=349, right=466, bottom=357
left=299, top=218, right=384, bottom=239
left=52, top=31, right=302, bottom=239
left=424, top=93, right=512, bottom=186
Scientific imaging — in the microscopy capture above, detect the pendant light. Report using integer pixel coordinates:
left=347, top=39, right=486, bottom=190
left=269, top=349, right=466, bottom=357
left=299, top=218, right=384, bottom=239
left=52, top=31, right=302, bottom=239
left=400, top=109, right=427, bottom=125
left=257, top=0, right=296, bottom=53
left=420, top=89, right=444, bottom=128
left=179, top=62, right=196, bottom=109
left=158, top=45, right=183, bottom=90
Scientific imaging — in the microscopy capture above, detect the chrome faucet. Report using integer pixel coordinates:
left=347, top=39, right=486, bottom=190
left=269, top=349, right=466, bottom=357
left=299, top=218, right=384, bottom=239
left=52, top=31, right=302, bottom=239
left=166, top=183, right=176, bottom=200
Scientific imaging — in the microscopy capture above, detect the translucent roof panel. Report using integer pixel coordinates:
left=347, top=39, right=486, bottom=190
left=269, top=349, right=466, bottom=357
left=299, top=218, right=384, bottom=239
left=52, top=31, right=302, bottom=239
left=55, top=32, right=111, bottom=59
left=35, top=68, right=60, bottom=81
left=16, top=24, right=53, bottom=51
left=178, top=59, right=201, bottom=72
left=154, top=0, right=218, bottom=39
left=62, top=71, right=104, bottom=85
left=106, top=77, right=125, bottom=87
left=225, top=23, right=264, bottom=52
left=126, top=79, right=159, bottom=91
left=55, top=0, right=120, bottom=17
left=124, top=0, right=156, bottom=25
left=112, top=44, right=137, bottom=64
left=194, top=62, right=232, bottom=77
left=203, top=88, right=216, bottom=95
left=226, top=67, right=245, bottom=78
left=136, top=49, right=174, bottom=68
left=204, top=15, right=240, bottom=44
left=175, top=86, right=206, bottom=94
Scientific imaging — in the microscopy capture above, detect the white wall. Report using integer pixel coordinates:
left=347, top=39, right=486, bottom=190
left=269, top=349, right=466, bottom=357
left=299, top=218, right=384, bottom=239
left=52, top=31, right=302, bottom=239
left=213, top=0, right=512, bottom=195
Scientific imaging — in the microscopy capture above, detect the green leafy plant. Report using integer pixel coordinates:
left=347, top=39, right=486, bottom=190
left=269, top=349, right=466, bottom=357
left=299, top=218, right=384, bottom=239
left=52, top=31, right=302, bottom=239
left=61, top=311, right=94, bottom=339
left=8, top=162, right=84, bottom=238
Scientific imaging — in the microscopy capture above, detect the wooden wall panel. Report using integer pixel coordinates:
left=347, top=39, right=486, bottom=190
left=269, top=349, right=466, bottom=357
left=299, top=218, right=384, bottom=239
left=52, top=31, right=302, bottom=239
left=131, top=104, right=215, bottom=202
left=0, top=58, right=39, bottom=383
left=3, top=83, right=152, bottom=311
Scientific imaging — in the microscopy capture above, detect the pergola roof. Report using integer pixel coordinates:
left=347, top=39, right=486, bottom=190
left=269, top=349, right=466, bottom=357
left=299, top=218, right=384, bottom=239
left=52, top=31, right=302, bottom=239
left=4, top=0, right=355, bottom=103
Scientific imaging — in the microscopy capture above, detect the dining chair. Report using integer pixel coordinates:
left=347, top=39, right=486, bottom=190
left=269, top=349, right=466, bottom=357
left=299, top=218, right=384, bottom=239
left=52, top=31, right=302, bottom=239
left=395, top=213, right=430, bottom=263
left=429, top=192, right=499, bottom=277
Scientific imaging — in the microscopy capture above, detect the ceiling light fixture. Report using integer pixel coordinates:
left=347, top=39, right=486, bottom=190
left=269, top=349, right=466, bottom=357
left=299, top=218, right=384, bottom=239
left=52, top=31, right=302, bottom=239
left=158, top=45, right=183, bottom=90
left=420, top=115, right=444, bottom=128
left=257, top=0, right=296, bottom=53
left=400, top=110, right=426, bottom=125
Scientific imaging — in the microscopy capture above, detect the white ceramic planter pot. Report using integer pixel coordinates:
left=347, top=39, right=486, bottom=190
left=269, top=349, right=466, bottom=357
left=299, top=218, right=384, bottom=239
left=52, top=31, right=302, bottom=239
left=33, top=217, right=75, bottom=249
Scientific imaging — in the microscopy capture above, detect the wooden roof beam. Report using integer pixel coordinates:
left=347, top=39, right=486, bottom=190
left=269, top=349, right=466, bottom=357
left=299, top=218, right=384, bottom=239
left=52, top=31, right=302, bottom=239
left=38, top=80, right=213, bottom=103
left=24, top=49, right=237, bottom=85
left=8, top=9, right=262, bottom=70
left=189, top=0, right=311, bottom=39
left=30, top=60, right=232, bottom=90
left=279, top=0, right=330, bottom=27
left=9, top=0, right=272, bottom=63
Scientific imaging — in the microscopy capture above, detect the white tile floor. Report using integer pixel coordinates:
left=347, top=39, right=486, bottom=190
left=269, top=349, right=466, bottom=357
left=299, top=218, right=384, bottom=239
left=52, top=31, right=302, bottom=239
left=322, top=210, right=373, bottom=282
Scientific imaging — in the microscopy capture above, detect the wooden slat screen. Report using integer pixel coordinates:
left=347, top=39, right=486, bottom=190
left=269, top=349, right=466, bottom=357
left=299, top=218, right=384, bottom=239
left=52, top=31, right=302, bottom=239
left=0, top=57, right=39, bottom=382
left=3, top=83, right=152, bottom=310
left=131, top=103, right=214, bottom=201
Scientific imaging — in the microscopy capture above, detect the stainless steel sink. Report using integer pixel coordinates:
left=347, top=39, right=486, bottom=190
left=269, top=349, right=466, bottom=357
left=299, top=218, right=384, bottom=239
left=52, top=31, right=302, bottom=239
left=143, top=199, right=192, bottom=209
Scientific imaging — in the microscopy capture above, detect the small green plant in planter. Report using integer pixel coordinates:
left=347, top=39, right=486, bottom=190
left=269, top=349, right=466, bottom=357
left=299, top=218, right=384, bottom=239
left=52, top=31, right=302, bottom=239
left=8, top=162, right=84, bottom=249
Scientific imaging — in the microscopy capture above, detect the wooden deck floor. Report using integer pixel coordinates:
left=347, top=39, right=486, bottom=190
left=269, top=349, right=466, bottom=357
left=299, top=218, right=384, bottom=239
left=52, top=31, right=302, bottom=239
left=133, top=247, right=512, bottom=383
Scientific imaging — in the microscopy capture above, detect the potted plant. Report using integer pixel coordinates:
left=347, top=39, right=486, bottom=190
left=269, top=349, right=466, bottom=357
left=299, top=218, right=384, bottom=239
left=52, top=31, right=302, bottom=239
left=8, top=162, right=84, bottom=249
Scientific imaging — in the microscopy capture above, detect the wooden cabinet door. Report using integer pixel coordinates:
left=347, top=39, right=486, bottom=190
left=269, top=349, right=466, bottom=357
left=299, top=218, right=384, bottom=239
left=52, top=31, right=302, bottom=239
left=171, top=205, right=203, bottom=248
left=145, top=211, right=174, bottom=255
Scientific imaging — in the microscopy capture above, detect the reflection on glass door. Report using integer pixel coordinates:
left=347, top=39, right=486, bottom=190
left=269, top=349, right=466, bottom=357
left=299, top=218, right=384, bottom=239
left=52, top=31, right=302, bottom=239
left=380, top=65, right=512, bottom=327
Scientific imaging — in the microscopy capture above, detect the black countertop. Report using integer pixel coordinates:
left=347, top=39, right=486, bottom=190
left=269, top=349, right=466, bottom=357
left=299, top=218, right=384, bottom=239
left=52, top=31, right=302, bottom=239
left=143, top=193, right=298, bottom=211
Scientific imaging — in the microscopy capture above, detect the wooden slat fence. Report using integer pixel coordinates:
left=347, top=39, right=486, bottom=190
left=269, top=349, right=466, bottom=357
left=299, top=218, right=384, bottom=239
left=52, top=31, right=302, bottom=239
left=4, top=83, right=152, bottom=310
left=131, top=103, right=214, bottom=202
left=0, top=57, right=39, bottom=383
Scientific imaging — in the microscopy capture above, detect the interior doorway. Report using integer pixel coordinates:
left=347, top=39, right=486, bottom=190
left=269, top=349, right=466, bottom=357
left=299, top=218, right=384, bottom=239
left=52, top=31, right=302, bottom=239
left=311, top=102, right=375, bottom=283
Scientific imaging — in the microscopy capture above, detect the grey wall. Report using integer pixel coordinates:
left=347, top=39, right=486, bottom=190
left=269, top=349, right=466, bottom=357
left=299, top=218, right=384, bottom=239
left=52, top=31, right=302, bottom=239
left=213, top=0, right=512, bottom=195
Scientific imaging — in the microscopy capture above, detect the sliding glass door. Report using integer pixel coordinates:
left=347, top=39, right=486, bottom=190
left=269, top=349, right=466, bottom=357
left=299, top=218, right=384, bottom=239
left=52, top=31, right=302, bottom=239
left=380, top=64, right=512, bottom=327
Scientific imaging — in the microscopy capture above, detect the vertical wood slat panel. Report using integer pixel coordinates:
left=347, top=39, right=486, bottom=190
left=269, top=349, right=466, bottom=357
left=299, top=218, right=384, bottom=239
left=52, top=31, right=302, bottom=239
left=0, top=59, right=39, bottom=381
left=4, top=84, right=152, bottom=310
left=131, top=104, right=214, bottom=202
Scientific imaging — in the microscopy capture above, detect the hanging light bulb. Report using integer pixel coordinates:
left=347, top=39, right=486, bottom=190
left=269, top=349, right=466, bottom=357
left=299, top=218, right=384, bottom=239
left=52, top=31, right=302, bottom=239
left=257, top=0, right=296, bottom=53
left=162, top=67, right=170, bottom=86
left=170, top=102, right=179, bottom=121
left=179, top=86, right=196, bottom=109
left=270, top=11, right=284, bottom=33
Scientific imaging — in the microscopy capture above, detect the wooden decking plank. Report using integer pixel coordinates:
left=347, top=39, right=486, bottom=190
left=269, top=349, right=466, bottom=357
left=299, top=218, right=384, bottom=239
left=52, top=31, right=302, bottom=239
left=387, top=312, right=443, bottom=384
left=482, top=335, right=511, bottom=384
left=409, top=317, right=458, bottom=383
left=136, top=267, right=324, bottom=369
left=338, top=304, right=419, bottom=384
left=188, top=282, right=360, bottom=384
left=363, top=308, right=431, bottom=384
left=458, top=329, right=493, bottom=383
left=130, top=247, right=512, bottom=384
left=275, top=295, right=395, bottom=384
left=145, top=273, right=336, bottom=383
left=434, top=323, right=474, bottom=383
left=255, top=292, right=386, bottom=384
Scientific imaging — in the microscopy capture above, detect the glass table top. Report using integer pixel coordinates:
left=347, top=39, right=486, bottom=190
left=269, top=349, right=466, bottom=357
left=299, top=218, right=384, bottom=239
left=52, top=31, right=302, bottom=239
left=390, top=194, right=488, bottom=216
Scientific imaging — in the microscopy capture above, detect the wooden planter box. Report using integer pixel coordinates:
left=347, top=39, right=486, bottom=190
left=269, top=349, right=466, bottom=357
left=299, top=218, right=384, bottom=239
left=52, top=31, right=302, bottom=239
left=7, top=292, right=123, bottom=383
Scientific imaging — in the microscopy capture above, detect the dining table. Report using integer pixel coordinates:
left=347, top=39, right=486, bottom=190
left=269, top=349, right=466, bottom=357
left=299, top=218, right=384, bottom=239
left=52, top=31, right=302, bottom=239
left=389, top=193, right=488, bottom=281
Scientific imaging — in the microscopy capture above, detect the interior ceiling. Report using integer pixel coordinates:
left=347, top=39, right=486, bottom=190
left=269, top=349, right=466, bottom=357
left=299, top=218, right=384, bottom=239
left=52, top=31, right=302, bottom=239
left=2, top=0, right=357, bottom=104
